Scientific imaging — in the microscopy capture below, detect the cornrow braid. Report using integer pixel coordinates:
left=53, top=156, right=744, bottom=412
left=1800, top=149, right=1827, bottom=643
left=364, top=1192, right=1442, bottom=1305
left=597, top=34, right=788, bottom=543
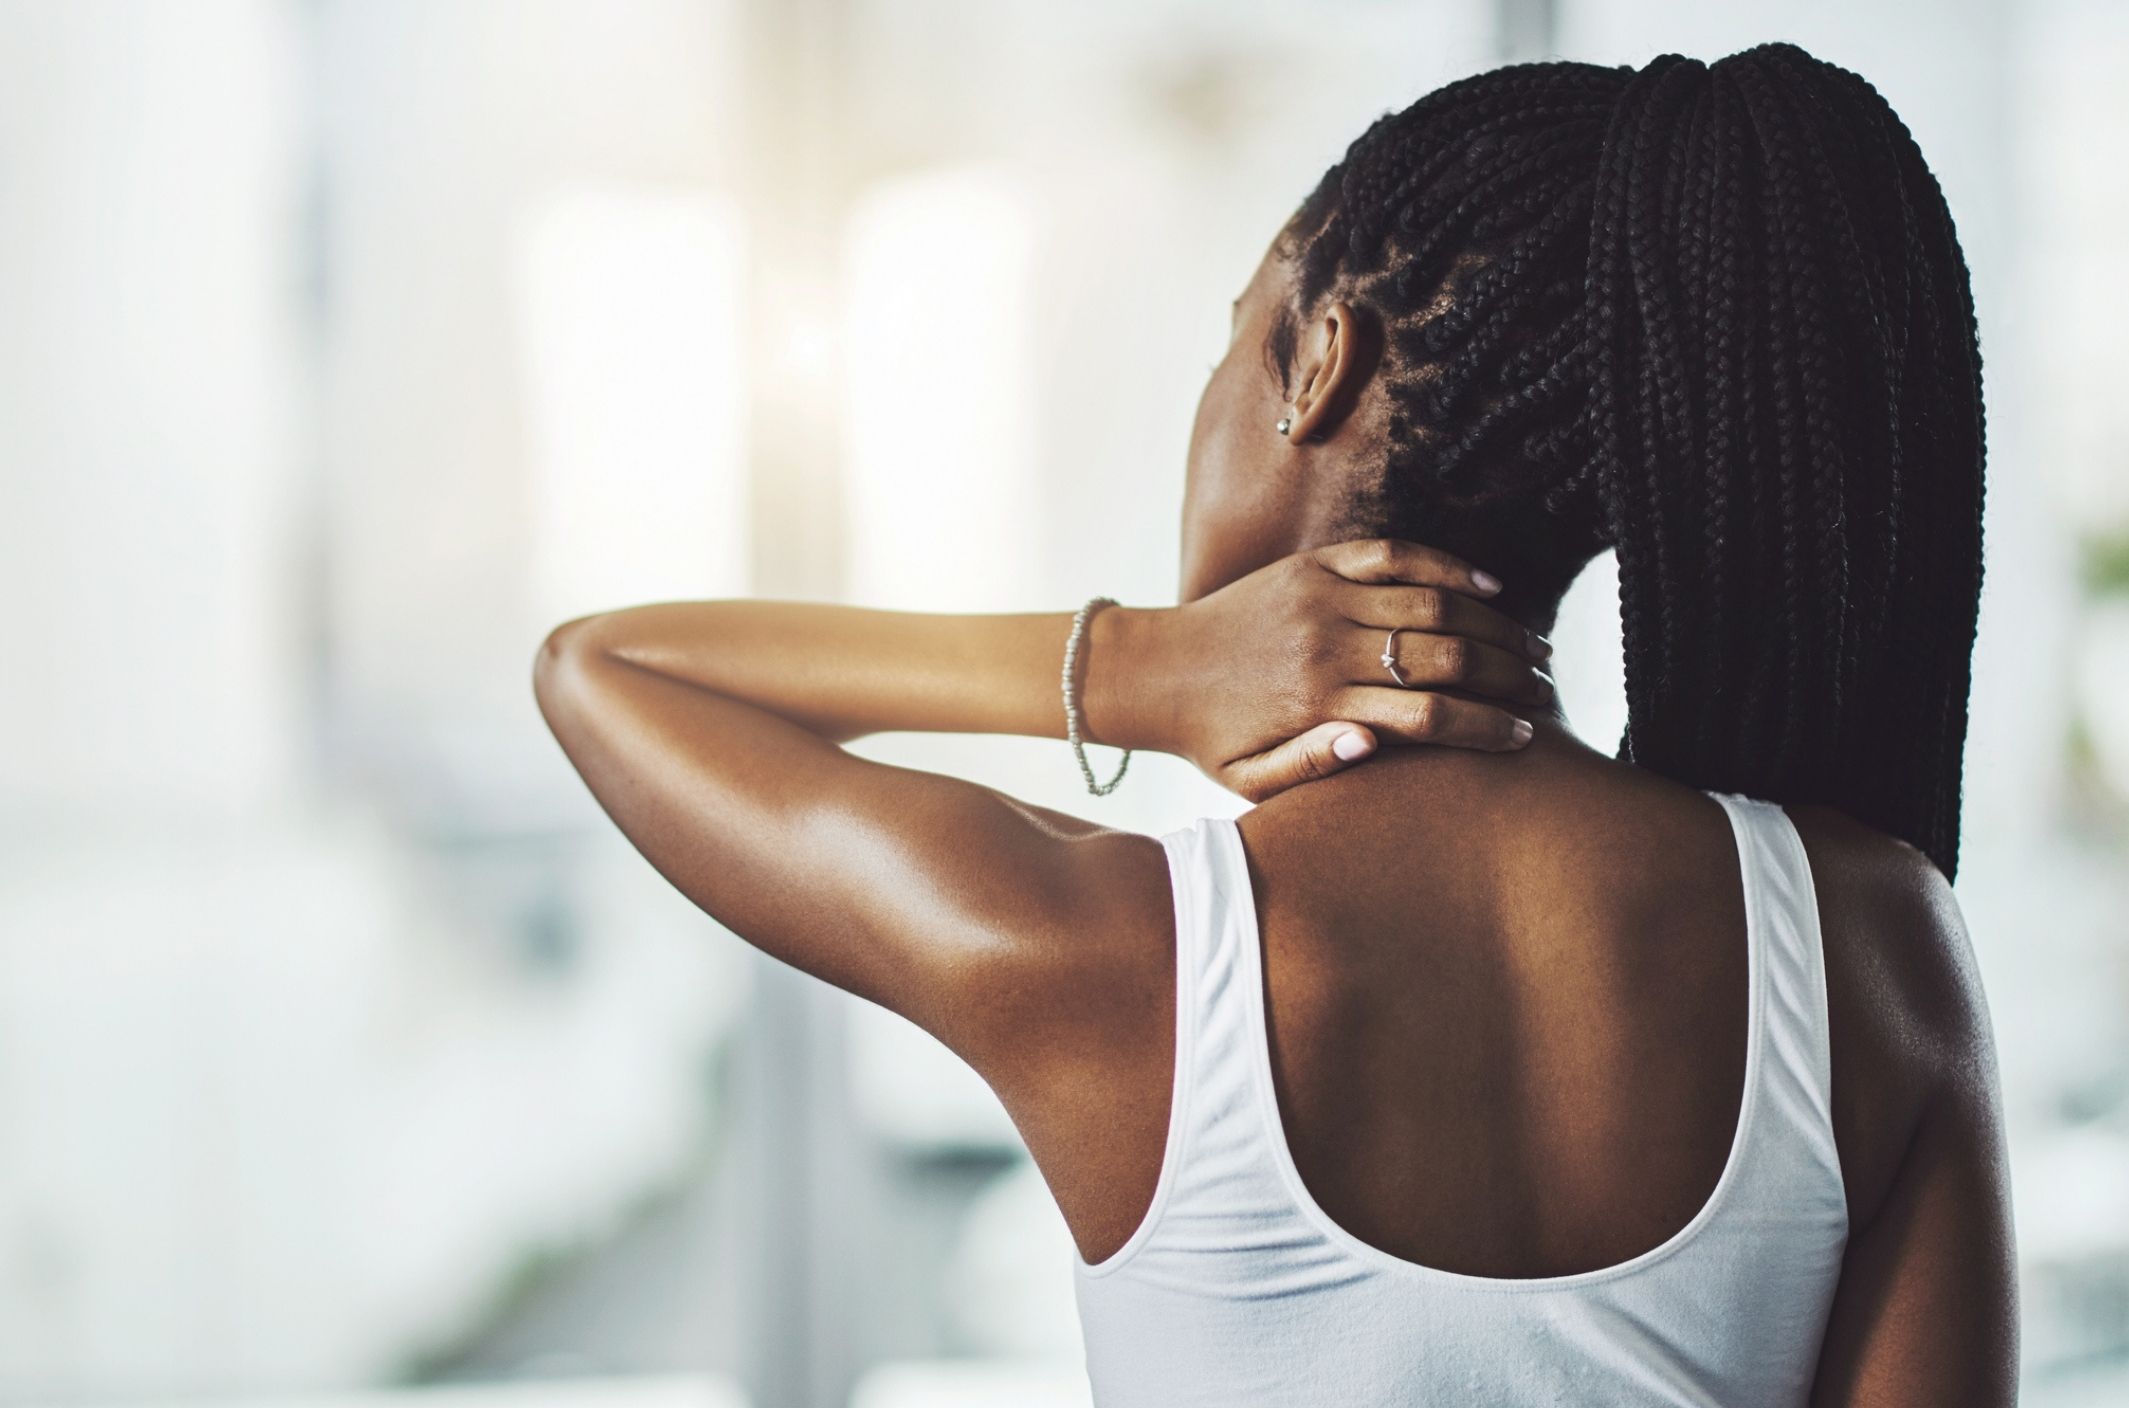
left=1273, top=43, right=1985, bottom=878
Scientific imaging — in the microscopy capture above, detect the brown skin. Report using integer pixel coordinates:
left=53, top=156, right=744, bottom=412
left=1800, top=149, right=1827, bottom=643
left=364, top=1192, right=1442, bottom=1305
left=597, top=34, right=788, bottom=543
left=536, top=234, right=2016, bottom=1404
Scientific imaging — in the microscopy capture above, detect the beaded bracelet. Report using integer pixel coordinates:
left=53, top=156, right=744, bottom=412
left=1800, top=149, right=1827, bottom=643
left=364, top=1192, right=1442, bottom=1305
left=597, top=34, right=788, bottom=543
left=1062, top=597, right=1132, bottom=796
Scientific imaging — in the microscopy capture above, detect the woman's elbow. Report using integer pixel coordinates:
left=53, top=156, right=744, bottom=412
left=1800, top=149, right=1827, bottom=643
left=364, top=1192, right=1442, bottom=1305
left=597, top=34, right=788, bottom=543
left=533, top=614, right=612, bottom=722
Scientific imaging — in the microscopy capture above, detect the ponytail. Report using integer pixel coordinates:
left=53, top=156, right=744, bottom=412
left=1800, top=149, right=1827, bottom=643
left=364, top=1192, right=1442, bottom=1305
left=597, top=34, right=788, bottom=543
left=1586, top=47, right=1983, bottom=877
left=1277, top=42, right=1983, bottom=877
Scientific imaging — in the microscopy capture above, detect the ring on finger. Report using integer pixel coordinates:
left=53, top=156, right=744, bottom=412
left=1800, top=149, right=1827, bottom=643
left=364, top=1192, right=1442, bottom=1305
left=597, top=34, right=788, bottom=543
left=1381, top=628, right=1413, bottom=689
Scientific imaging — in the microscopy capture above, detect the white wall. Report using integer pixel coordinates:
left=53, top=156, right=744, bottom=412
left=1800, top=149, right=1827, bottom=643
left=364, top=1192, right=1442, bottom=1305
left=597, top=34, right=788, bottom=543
left=0, top=0, right=304, bottom=822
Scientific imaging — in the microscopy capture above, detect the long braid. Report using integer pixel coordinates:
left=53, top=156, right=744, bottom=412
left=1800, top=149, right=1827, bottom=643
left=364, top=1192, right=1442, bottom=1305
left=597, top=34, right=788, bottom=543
left=1274, top=43, right=1985, bottom=878
left=1690, top=76, right=1740, bottom=773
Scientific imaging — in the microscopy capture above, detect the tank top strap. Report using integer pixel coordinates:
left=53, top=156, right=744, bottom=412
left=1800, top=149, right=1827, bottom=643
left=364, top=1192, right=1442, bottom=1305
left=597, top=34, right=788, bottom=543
left=1704, top=790, right=1841, bottom=1173
left=1121, top=816, right=1295, bottom=1242
left=1156, top=814, right=1273, bottom=1154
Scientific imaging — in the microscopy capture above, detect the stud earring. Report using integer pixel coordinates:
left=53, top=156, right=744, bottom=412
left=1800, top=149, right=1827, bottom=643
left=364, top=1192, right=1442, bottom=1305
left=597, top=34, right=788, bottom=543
left=1276, top=414, right=1293, bottom=436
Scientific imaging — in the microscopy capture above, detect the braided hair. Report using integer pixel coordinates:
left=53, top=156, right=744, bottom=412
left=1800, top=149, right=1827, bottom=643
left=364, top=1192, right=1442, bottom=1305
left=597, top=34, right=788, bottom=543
left=1273, top=43, right=1985, bottom=879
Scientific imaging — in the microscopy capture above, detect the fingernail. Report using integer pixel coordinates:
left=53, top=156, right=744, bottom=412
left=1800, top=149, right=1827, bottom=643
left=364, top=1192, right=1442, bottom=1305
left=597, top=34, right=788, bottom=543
left=1510, top=718, right=1534, bottom=746
left=1526, top=631, right=1553, bottom=661
left=1332, top=731, right=1373, bottom=761
left=1472, top=569, right=1503, bottom=595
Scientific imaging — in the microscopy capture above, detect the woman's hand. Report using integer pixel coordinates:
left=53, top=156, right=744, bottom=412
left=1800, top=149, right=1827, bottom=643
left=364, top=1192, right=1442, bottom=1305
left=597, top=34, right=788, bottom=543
left=1090, top=539, right=1555, bottom=802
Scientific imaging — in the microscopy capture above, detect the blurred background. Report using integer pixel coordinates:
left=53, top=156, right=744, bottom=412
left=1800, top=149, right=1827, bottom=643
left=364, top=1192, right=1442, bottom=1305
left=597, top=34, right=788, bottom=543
left=0, top=0, right=2124, bottom=1404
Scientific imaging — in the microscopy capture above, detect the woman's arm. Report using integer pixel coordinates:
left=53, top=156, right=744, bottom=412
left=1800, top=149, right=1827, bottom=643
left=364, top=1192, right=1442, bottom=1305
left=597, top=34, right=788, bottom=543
left=1809, top=1079, right=2018, bottom=1408
left=532, top=539, right=1552, bottom=1065
left=541, top=541, right=1552, bottom=772
left=1807, top=833, right=2019, bottom=1407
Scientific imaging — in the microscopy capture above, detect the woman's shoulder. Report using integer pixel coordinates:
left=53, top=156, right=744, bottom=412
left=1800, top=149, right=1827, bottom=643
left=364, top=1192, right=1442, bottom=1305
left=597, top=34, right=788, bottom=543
left=1784, top=802, right=1999, bottom=1229
left=1784, top=802, right=1980, bottom=1049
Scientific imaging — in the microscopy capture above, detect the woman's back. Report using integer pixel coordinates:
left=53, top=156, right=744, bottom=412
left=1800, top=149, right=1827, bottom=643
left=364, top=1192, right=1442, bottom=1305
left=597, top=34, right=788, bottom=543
left=1065, top=737, right=1994, bottom=1404
left=1240, top=745, right=1760, bottom=1282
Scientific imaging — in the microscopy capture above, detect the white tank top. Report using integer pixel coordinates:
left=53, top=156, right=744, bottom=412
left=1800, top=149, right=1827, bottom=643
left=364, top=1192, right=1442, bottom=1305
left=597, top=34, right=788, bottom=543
left=1073, top=790, right=1849, bottom=1406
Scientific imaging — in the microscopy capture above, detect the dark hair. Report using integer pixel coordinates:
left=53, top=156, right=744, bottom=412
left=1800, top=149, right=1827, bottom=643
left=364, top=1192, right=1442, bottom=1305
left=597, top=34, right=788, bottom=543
left=1273, top=43, right=1984, bottom=879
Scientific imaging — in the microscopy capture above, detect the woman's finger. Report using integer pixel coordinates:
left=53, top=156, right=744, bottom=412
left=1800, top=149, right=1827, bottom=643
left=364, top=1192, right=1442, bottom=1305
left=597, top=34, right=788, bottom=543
left=1219, top=721, right=1380, bottom=803
left=1329, top=686, right=1536, bottom=752
left=1337, top=582, right=1552, bottom=661
left=1310, top=537, right=1502, bottom=597
left=1352, top=626, right=1555, bottom=706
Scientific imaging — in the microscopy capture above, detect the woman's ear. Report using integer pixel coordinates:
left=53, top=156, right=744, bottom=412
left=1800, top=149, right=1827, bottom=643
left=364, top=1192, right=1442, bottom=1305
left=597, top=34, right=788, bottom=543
left=1283, top=300, right=1380, bottom=444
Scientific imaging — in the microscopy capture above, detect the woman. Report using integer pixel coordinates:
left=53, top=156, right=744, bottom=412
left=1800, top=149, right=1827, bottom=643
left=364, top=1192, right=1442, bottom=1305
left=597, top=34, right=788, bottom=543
left=537, top=43, right=2015, bottom=1407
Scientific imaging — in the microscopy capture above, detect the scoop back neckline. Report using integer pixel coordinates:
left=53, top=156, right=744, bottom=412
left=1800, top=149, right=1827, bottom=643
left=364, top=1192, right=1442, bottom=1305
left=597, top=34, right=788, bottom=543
left=1216, top=788, right=1772, bottom=1291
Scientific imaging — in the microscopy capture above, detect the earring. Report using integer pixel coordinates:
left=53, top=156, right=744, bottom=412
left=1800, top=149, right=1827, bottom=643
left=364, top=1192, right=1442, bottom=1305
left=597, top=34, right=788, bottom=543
left=1276, top=415, right=1293, bottom=436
